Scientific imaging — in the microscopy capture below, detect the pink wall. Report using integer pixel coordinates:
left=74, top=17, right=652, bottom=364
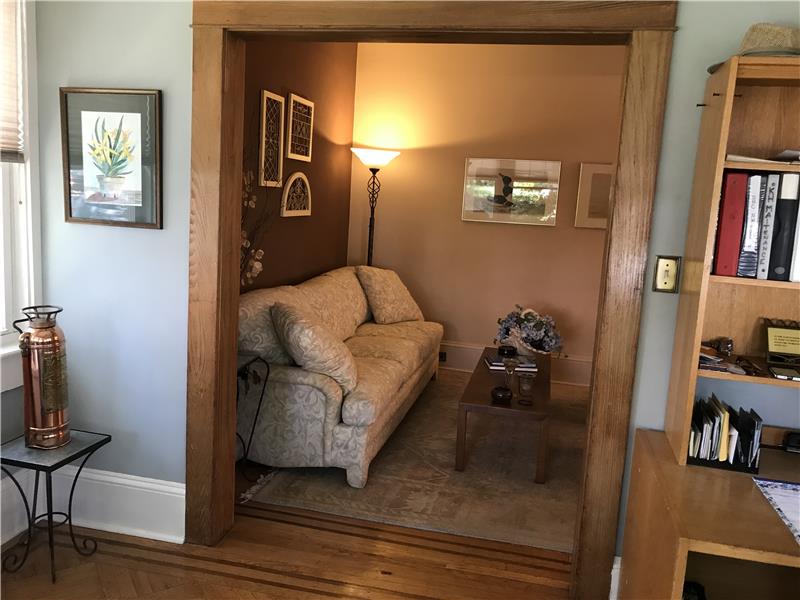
left=348, top=44, right=626, bottom=377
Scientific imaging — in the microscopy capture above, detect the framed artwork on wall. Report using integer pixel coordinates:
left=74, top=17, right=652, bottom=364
left=462, top=157, right=561, bottom=226
left=60, top=87, right=162, bottom=228
left=285, top=93, right=314, bottom=162
left=575, top=163, right=615, bottom=229
left=281, top=172, right=311, bottom=217
left=259, top=90, right=285, bottom=187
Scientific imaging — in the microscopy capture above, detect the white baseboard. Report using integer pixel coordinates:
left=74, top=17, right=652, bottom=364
left=1, top=468, right=34, bottom=544
left=439, top=339, right=592, bottom=386
left=1, top=466, right=185, bottom=545
left=609, top=555, right=622, bottom=600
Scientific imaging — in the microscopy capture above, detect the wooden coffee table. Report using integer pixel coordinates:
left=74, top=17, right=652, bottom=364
left=455, top=347, right=550, bottom=483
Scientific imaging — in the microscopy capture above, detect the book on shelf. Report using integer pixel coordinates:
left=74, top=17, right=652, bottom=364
left=737, top=174, right=765, bottom=277
left=767, top=173, right=800, bottom=281
left=713, top=169, right=800, bottom=282
left=713, top=172, right=747, bottom=276
left=484, top=354, right=537, bottom=372
left=792, top=202, right=800, bottom=282
left=756, top=174, right=780, bottom=279
left=688, top=395, right=762, bottom=471
left=726, top=150, right=800, bottom=165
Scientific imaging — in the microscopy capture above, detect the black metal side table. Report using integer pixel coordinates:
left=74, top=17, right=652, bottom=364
left=1, top=429, right=111, bottom=583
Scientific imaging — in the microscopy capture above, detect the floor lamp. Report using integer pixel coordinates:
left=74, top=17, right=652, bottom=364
left=351, top=148, right=400, bottom=266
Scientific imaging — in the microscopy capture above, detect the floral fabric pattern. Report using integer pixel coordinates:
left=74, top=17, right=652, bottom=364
left=237, top=363, right=343, bottom=467
left=238, top=286, right=305, bottom=365
left=354, top=321, right=443, bottom=358
left=296, top=267, right=370, bottom=341
left=271, top=303, right=358, bottom=394
left=355, top=266, right=424, bottom=324
left=345, top=335, right=423, bottom=378
left=341, top=357, right=406, bottom=426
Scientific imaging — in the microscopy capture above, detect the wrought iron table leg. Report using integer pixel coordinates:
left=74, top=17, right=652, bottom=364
left=67, top=450, right=98, bottom=556
left=31, top=471, right=40, bottom=525
left=1, top=467, right=33, bottom=574
left=45, top=472, right=55, bottom=583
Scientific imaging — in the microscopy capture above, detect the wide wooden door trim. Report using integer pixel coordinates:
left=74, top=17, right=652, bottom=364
left=571, top=29, right=674, bottom=599
left=186, top=26, right=245, bottom=545
left=186, top=2, right=676, bottom=596
left=193, top=0, right=677, bottom=31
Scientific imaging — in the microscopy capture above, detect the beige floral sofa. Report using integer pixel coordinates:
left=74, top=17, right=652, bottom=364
left=237, top=266, right=442, bottom=487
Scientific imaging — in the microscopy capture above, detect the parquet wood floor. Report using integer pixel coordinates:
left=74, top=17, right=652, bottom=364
left=1, top=503, right=570, bottom=599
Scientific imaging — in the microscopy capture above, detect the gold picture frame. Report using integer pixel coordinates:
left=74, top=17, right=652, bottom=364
left=575, top=163, right=615, bottom=229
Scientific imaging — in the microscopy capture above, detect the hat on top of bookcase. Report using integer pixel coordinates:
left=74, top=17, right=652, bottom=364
left=708, top=23, right=800, bottom=73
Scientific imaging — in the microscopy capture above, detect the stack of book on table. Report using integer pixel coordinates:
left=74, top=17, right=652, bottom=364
left=484, top=354, right=538, bottom=373
left=714, top=165, right=800, bottom=282
left=689, top=394, right=763, bottom=473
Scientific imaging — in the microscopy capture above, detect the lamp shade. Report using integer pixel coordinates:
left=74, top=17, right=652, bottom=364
left=351, top=147, right=400, bottom=169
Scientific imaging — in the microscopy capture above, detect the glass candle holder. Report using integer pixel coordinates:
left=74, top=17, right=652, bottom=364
left=503, top=358, right=519, bottom=389
left=517, top=372, right=537, bottom=406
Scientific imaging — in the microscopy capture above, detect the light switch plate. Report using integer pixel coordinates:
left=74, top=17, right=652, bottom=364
left=652, top=255, right=681, bottom=293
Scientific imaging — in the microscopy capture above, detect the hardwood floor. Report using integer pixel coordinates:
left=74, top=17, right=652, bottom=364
left=2, top=503, right=570, bottom=599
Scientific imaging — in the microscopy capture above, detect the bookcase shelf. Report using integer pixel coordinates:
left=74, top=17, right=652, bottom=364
left=724, top=160, right=800, bottom=174
left=697, top=367, right=800, bottom=390
left=708, top=274, right=800, bottom=291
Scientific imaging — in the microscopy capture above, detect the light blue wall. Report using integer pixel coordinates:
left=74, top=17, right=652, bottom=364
left=1, top=388, right=24, bottom=444
left=34, top=2, right=191, bottom=482
left=618, top=0, right=800, bottom=550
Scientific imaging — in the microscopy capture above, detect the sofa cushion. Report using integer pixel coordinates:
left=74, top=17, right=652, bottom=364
left=355, top=266, right=423, bottom=324
left=296, top=267, right=370, bottom=341
left=239, top=286, right=305, bottom=365
left=342, top=357, right=405, bottom=426
left=271, top=303, right=358, bottom=394
left=354, top=321, right=443, bottom=359
left=345, top=335, right=423, bottom=379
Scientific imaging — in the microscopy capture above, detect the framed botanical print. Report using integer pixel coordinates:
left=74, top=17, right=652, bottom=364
left=60, top=88, right=162, bottom=228
left=575, top=163, right=615, bottom=229
left=259, top=90, right=284, bottom=187
left=285, top=93, right=314, bottom=162
left=281, top=172, right=311, bottom=217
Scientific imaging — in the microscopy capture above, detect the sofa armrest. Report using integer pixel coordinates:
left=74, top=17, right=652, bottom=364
left=269, top=365, right=344, bottom=433
left=237, top=363, right=344, bottom=468
left=267, top=365, right=342, bottom=403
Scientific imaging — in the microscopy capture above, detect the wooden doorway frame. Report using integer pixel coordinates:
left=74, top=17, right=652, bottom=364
left=186, top=2, right=676, bottom=597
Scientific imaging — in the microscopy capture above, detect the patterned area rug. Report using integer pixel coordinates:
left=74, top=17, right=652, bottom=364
left=247, top=368, right=587, bottom=552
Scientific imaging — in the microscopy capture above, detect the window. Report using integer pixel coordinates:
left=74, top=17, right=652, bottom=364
left=1, top=0, right=40, bottom=390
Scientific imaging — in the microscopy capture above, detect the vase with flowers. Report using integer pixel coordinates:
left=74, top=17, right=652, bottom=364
left=87, top=115, right=135, bottom=198
left=496, top=305, right=562, bottom=357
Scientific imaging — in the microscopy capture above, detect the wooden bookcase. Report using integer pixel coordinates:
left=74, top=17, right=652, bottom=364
left=664, top=55, right=800, bottom=465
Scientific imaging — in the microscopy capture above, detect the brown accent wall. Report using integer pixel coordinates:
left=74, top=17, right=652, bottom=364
left=348, top=44, right=626, bottom=376
left=242, top=39, right=357, bottom=290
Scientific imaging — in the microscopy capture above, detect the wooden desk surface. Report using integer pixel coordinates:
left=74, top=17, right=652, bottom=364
left=640, top=429, right=800, bottom=567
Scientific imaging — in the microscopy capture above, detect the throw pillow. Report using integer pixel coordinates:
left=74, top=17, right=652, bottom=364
left=271, top=302, right=358, bottom=393
left=355, top=266, right=424, bottom=324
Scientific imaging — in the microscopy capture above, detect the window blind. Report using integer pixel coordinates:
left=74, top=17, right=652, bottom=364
left=1, top=0, right=24, bottom=163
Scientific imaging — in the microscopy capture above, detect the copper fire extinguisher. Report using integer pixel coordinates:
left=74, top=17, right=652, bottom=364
left=13, top=305, right=70, bottom=449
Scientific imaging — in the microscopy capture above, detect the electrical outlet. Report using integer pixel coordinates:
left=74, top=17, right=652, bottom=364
left=652, top=255, right=681, bottom=293
left=439, top=351, right=447, bottom=362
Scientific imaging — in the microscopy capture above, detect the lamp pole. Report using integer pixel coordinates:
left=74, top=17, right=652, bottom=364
left=366, top=167, right=381, bottom=266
